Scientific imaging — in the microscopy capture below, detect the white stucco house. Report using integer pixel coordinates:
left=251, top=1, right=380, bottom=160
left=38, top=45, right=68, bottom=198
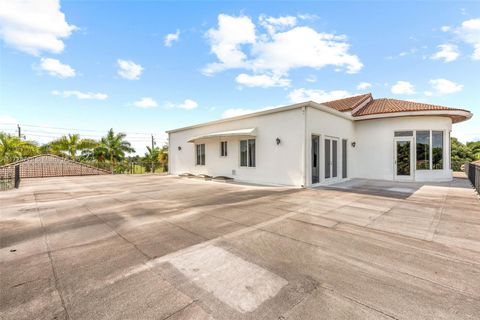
left=166, top=93, right=472, bottom=187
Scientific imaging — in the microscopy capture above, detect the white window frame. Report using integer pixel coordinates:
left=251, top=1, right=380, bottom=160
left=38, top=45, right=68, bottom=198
left=239, top=139, right=256, bottom=167
left=415, top=130, right=431, bottom=171
left=195, top=143, right=205, bottom=166
left=220, top=141, right=227, bottom=157
left=431, top=130, right=444, bottom=170
left=394, top=129, right=446, bottom=172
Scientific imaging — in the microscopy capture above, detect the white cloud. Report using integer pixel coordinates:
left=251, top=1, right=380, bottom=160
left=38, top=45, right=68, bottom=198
left=52, top=90, right=108, bottom=100
left=117, top=59, right=143, bottom=80
left=39, top=57, right=75, bottom=78
left=288, top=88, right=350, bottom=103
left=235, top=73, right=290, bottom=87
left=356, top=82, right=372, bottom=90
left=164, top=29, right=180, bottom=47
left=203, top=14, right=363, bottom=83
left=259, top=15, right=297, bottom=35
left=428, top=79, right=463, bottom=95
left=203, top=14, right=256, bottom=75
left=177, top=99, right=198, bottom=110
left=455, top=18, right=480, bottom=60
left=297, top=13, right=318, bottom=21
left=253, top=26, right=362, bottom=75
left=399, top=48, right=417, bottom=57
left=0, top=0, right=76, bottom=55
left=431, top=44, right=459, bottom=62
left=166, top=99, right=199, bottom=110
left=305, top=75, right=316, bottom=83
left=391, top=81, right=416, bottom=95
left=133, top=97, right=158, bottom=108
left=441, top=26, right=451, bottom=32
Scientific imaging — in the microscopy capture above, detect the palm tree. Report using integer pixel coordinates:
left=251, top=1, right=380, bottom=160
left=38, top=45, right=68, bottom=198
left=49, top=134, right=98, bottom=161
left=143, top=146, right=160, bottom=172
left=95, top=129, right=135, bottom=167
left=159, top=145, right=168, bottom=170
left=0, top=132, right=39, bottom=165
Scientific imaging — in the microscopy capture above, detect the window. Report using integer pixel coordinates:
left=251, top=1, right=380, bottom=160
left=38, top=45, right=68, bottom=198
left=220, top=141, right=228, bottom=157
left=324, top=139, right=330, bottom=179
left=449, top=131, right=452, bottom=170
left=196, top=144, right=205, bottom=165
left=432, top=131, right=443, bottom=170
left=240, top=139, right=255, bottom=167
left=332, top=140, right=337, bottom=178
left=416, top=131, right=430, bottom=170
left=394, top=131, right=413, bottom=137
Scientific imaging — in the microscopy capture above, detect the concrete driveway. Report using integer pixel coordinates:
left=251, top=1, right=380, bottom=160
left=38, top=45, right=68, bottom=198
left=1, top=175, right=479, bottom=320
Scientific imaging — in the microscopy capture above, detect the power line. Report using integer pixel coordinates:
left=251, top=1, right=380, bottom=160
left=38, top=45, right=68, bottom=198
left=0, top=122, right=166, bottom=136
left=1, top=130, right=163, bottom=143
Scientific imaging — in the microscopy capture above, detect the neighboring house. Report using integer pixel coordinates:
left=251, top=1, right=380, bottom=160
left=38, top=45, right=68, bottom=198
left=166, top=93, right=472, bottom=187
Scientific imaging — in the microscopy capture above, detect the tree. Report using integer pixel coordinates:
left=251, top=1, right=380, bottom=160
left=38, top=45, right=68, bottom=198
left=142, top=144, right=168, bottom=173
left=159, top=144, right=168, bottom=170
left=451, top=137, right=475, bottom=171
left=48, top=134, right=98, bottom=161
left=466, top=141, right=480, bottom=160
left=95, top=129, right=135, bottom=166
left=143, top=146, right=161, bottom=172
left=0, top=132, right=39, bottom=165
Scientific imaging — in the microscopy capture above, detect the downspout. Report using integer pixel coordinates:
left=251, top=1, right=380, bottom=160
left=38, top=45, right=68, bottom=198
left=302, top=105, right=307, bottom=188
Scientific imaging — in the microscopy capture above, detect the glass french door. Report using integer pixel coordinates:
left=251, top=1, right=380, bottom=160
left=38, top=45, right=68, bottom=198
left=394, top=138, right=413, bottom=180
left=324, top=138, right=338, bottom=180
left=312, top=135, right=320, bottom=184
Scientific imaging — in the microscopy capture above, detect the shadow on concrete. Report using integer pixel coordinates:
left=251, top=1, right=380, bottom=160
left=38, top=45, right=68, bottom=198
left=317, top=178, right=473, bottom=199
left=1, top=186, right=301, bottom=250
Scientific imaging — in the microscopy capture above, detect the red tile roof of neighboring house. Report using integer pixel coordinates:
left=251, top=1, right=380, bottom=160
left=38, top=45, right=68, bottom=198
left=322, top=93, right=372, bottom=112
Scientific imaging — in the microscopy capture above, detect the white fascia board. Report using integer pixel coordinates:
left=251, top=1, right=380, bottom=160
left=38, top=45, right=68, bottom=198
left=165, top=101, right=309, bottom=134
left=353, top=110, right=473, bottom=123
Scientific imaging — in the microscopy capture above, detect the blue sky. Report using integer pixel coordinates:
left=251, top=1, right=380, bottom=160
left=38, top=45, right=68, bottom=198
left=0, top=0, right=479, bottom=154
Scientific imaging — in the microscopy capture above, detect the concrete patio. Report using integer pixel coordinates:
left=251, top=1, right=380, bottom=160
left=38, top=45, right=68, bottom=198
left=1, top=175, right=479, bottom=319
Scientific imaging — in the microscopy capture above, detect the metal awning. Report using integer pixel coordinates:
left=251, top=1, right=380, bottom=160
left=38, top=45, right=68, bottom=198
left=187, top=128, right=257, bottom=143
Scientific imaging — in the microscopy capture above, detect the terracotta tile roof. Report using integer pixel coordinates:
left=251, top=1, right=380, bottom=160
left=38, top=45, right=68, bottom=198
left=352, top=98, right=469, bottom=116
left=318, top=94, right=471, bottom=123
left=322, top=93, right=372, bottom=112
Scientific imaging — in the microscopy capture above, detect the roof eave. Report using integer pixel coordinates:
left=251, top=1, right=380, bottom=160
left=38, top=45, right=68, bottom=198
left=353, top=110, right=473, bottom=123
left=165, top=101, right=309, bottom=134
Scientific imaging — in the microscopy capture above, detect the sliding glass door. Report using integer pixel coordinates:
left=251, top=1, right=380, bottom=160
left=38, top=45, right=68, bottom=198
left=312, top=135, right=320, bottom=184
left=394, top=137, right=413, bottom=180
left=324, top=138, right=338, bottom=180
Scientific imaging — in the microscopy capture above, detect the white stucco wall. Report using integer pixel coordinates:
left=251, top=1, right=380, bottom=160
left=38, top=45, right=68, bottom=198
left=169, top=108, right=455, bottom=186
left=305, top=107, right=356, bottom=186
left=168, top=108, right=305, bottom=186
left=354, top=116, right=452, bottom=181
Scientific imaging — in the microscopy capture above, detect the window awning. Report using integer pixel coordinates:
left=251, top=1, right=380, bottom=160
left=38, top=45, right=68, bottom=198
left=187, top=128, right=257, bottom=143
